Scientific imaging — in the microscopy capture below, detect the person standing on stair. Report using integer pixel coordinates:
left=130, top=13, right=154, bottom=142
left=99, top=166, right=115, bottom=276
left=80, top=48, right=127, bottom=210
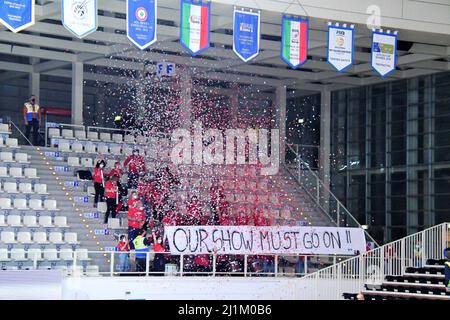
left=124, top=149, right=146, bottom=190
left=93, top=159, right=106, bottom=208
left=104, top=175, right=119, bottom=224
left=444, top=248, right=450, bottom=292
left=23, top=94, right=42, bottom=146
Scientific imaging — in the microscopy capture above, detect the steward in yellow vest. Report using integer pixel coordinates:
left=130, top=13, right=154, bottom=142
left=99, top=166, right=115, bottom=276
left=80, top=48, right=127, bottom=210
left=23, top=95, right=41, bottom=146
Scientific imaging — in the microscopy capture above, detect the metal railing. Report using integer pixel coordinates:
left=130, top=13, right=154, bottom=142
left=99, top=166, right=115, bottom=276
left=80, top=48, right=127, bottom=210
left=296, top=222, right=449, bottom=300
left=8, top=120, right=34, bottom=147
left=0, top=251, right=357, bottom=278
left=285, top=143, right=379, bottom=246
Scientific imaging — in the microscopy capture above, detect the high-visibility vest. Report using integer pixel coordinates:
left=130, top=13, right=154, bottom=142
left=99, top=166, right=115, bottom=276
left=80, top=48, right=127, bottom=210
left=133, top=235, right=149, bottom=259
left=24, top=102, right=40, bottom=122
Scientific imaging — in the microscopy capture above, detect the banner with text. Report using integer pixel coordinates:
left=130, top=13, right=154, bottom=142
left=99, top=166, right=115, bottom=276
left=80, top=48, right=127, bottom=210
left=371, top=31, right=397, bottom=77
left=165, top=226, right=367, bottom=255
left=127, top=0, right=157, bottom=50
left=180, top=0, right=210, bottom=56
left=0, top=0, right=34, bottom=33
left=327, top=25, right=354, bottom=72
left=233, top=8, right=260, bottom=62
left=281, top=16, right=308, bottom=69
left=62, top=0, right=98, bottom=39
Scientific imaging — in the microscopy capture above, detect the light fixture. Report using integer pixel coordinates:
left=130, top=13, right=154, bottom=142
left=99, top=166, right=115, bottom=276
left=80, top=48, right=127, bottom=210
left=361, top=225, right=369, bottom=230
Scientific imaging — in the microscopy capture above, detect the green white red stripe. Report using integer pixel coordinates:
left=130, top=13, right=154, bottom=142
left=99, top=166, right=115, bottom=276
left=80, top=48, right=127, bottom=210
left=281, top=16, right=308, bottom=68
left=180, top=0, right=209, bottom=55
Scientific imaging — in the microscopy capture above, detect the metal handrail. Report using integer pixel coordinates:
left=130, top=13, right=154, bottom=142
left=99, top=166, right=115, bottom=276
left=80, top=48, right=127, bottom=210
left=285, top=143, right=379, bottom=246
left=296, top=222, right=449, bottom=300
left=9, top=120, right=34, bottom=147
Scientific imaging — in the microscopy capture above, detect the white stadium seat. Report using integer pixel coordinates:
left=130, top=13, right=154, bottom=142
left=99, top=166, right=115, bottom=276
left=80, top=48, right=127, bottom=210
left=0, top=166, right=7, bottom=177
left=58, top=142, right=71, bottom=152
left=80, top=157, right=93, bottom=168
left=48, top=128, right=61, bottom=139
left=59, top=248, right=73, bottom=261
left=15, top=153, right=29, bottom=163
left=72, top=143, right=84, bottom=153
left=1, top=152, right=14, bottom=162
left=11, top=248, right=26, bottom=261
left=54, top=216, right=68, bottom=228
left=25, top=168, right=38, bottom=179
left=75, top=130, right=87, bottom=140
left=0, top=248, right=10, bottom=261
left=33, top=232, right=48, bottom=244
left=4, top=182, right=18, bottom=193
left=75, top=249, right=89, bottom=261
left=14, top=199, right=28, bottom=210
left=85, top=144, right=96, bottom=153
left=107, top=218, right=121, bottom=229
left=43, top=248, right=58, bottom=261
left=100, top=133, right=112, bottom=142
left=28, top=248, right=43, bottom=261
left=87, top=186, right=95, bottom=196
left=49, top=232, right=64, bottom=244
left=85, top=265, right=99, bottom=277
left=1, top=231, right=16, bottom=244
left=10, top=167, right=23, bottom=178
left=112, top=134, right=123, bottom=143
left=0, top=136, right=4, bottom=147
left=38, top=216, right=53, bottom=228
left=137, top=136, right=147, bottom=145
left=0, top=215, right=6, bottom=226
left=68, top=157, right=80, bottom=167
left=19, top=183, right=33, bottom=194
left=87, top=131, right=99, bottom=141
left=5, top=138, right=18, bottom=148
left=97, top=202, right=107, bottom=213
left=124, top=135, right=135, bottom=143
left=29, top=199, right=43, bottom=210
left=111, top=146, right=122, bottom=155
left=7, top=215, right=22, bottom=227
left=23, top=215, right=38, bottom=227
left=0, top=124, right=10, bottom=134
left=65, top=232, right=78, bottom=244
left=62, top=129, right=74, bottom=139
left=97, top=144, right=109, bottom=154
left=17, top=231, right=33, bottom=244
left=0, top=198, right=12, bottom=209
left=44, top=200, right=58, bottom=211
left=123, top=147, right=133, bottom=156
left=34, top=184, right=48, bottom=194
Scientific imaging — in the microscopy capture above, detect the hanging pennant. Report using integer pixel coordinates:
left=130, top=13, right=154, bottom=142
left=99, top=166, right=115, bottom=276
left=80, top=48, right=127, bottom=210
left=127, top=0, right=157, bottom=50
left=0, top=0, right=35, bottom=33
left=62, top=0, right=98, bottom=39
left=180, top=0, right=210, bottom=56
left=281, top=15, right=308, bottom=69
left=371, top=31, right=397, bottom=77
left=327, top=24, right=354, bottom=72
left=233, top=8, right=260, bottom=62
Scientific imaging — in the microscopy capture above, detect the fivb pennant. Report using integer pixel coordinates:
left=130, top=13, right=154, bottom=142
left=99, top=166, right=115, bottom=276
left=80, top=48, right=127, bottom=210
left=281, top=16, right=308, bottom=69
left=233, top=8, right=260, bottom=62
left=0, top=0, right=35, bottom=33
left=127, top=0, right=157, bottom=50
left=371, top=31, right=397, bottom=77
left=180, top=0, right=210, bottom=56
left=62, top=0, right=98, bottom=39
left=327, top=24, right=354, bottom=72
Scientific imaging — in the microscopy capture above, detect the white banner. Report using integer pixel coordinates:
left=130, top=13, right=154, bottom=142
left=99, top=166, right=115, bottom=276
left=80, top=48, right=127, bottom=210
left=328, top=25, right=354, bottom=72
left=62, top=0, right=98, bottom=39
left=371, top=31, right=397, bottom=77
left=165, top=226, right=367, bottom=256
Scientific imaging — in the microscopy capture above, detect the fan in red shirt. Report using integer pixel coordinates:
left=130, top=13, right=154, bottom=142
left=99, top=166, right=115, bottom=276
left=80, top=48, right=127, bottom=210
left=107, top=161, right=125, bottom=214
left=252, top=207, right=274, bottom=275
left=127, top=193, right=146, bottom=249
left=124, top=149, right=146, bottom=189
left=104, top=175, right=119, bottom=224
left=210, top=184, right=225, bottom=225
left=185, top=196, right=202, bottom=226
left=92, top=160, right=106, bottom=208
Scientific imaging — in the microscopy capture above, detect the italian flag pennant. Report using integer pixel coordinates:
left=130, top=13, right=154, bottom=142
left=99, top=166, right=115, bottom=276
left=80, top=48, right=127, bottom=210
left=180, top=0, right=210, bottom=56
left=281, top=16, right=308, bottom=69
